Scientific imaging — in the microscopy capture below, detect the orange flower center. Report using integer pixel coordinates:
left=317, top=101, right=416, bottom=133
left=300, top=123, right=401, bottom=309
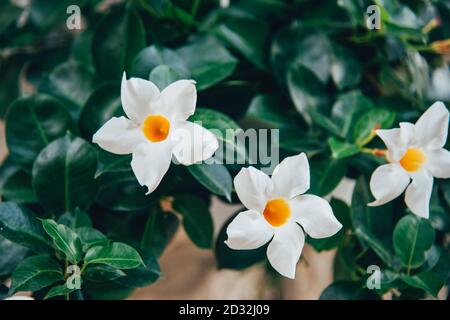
left=142, top=115, right=170, bottom=142
left=263, top=199, right=291, bottom=227
left=399, top=148, right=426, bottom=172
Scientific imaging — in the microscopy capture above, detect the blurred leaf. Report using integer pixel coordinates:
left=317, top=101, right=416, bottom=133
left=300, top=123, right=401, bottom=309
left=10, top=255, right=63, bottom=294
left=32, top=135, right=98, bottom=214
left=353, top=109, right=396, bottom=145
left=42, top=219, right=83, bottom=264
left=92, top=5, right=146, bottom=80
left=58, top=208, right=92, bottom=229
left=187, top=163, right=232, bottom=201
left=141, top=208, right=179, bottom=257
left=76, top=227, right=108, bottom=252
left=44, top=285, right=75, bottom=299
left=245, top=94, right=296, bottom=129
left=177, top=37, right=237, bottom=90
left=309, top=158, right=346, bottom=196
left=320, top=281, right=379, bottom=300
left=393, top=214, right=435, bottom=270
left=84, top=265, right=126, bottom=283
left=5, top=94, right=73, bottom=165
left=173, top=194, right=214, bottom=249
left=113, top=249, right=160, bottom=288
left=1, top=170, right=37, bottom=204
left=131, top=45, right=188, bottom=79
left=351, top=176, right=396, bottom=267
left=39, top=61, right=97, bottom=118
left=79, top=82, right=122, bottom=140
left=331, top=43, right=362, bottom=90
left=0, top=202, right=52, bottom=253
left=149, top=64, right=185, bottom=90
left=0, top=235, right=28, bottom=277
left=328, top=137, right=360, bottom=160
left=400, top=272, right=444, bottom=298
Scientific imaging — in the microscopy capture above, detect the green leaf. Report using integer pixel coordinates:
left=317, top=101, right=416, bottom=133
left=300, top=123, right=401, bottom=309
left=214, top=14, right=270, bottom=71
left=42, top=219, right=83, bottom=264
left=400, top=272, right=444, bottom=297
left=76, top=227, right=108, bottom=251
left=245, top=94, right=297, bottom=129
left=32, top=135, right=98, bottom=214
left=0, top=61, right=21, bottom=119
left=5, top=94, right=73, bottom=165
left=44, top=284, right=76, bottom=299
left=309, top=158, right=346, bottom=196
left=113, top=249, right=161, bottom=288
left=1, top=170, right=38, bottom=204
left=92, top=5, right=146, bottom=80
left=0, top=202, right=52, bottom=253
left=287, top=66, right=329, bottom=125
left=393, top=214, right=435, bottom=270
left=10, top=255, right=63, bottom=294
left=39, top=61, right=97, bottom=118
left=141, top=208, right=179, bottom=257
left=187, top=163, right=232, bottom=201
left=177, top=37, right=237, bottom=90
left=173, top=194, right=214, bottom=249
left=190, top=108, right=247, bottom=163
left=215, top=212, right=266, bottom=270
left=331, top=43, right=362, bottom=90
left=57, top=208, right=92, bottom=229
left=84, top=242, right=144, bottom=269
left=328, top=137, right=360, bottom=160
left=149, top=65, right=185, bottom=91
left=29, top=0, right=81, bottom=31
left=131, top=45, right=189, bottom=79
left=353, top=109, right=396, bottom=145
left=94, top=150, right=131, bottom=178
left=79, top=82, right=122, bottom=140
left=0, top=235, right=28, bottom=277
left=83, top=265, right=126, bottom=283
left=351, top=176, right=396, bottom=267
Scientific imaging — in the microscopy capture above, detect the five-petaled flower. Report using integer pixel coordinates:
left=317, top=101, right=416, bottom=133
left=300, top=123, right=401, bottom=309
left=369, top=102, right=450, bottom=218
left=225, top=153, right=342, bottom=279
left=93, top=73, right=219, bottom=194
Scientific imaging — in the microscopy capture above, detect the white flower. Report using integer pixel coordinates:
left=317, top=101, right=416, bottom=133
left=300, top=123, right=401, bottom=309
left=369, top=102, right=450, bottom=218
left=225, top=153, right=342, bottom=279
left=93, top=74, right=219, bottom=194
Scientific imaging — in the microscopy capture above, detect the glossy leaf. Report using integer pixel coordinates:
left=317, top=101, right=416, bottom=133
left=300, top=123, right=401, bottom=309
left=84, top=242, right=144, bottom=269
left=42, top=219, right=83, bottom=264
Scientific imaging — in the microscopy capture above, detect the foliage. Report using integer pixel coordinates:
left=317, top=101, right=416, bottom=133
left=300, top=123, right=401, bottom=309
left=1, top=0, right=450, bottom=300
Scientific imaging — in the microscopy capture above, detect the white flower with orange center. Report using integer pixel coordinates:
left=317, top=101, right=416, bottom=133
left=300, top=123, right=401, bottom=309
left=225, top=153, right=342, bottom=279
left=93, top=73, right=219, bottom=194
left=369, top=102, right=450, bottom=218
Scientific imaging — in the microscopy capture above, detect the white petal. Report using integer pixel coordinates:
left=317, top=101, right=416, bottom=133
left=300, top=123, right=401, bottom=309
left=225, top=210, right=274, bottom=250
left=271, top=153, right=310, bottom=199
left=368, top=163, right=410, bottom=206
left=405, top=169, right=433, bottom=219
left=289, top=195, right=342, bottom=239
left=170, top=121, right=218, bottom=165
left=267, top=222, right=305, bottom=279
left=425, top=148, right=450, bottom=178
left=234, top=167, right=274, bottom=212
left=92, top=116, right=145, bottom=155
left=130, top=142, right=173, bottom=194
left=415, top=101, right=449, bottom=149
left=160, top=80, right=197, bottom=121
left=121, top=73, right=160, bottom=123
left=376, top=128, right=409, bottom=161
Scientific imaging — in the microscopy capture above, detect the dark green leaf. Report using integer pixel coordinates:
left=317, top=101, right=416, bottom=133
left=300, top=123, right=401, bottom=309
left=400, top=272, right=444, bottom=297
left=58, top=208, right=93, bottom=229
left=92, top=5, right=146, bottom=80
left=177, top=37, right=237, bottom=90
left=32, top=135, right=98, bottom=214
left=83, top=265, right=126, bottom=283
left=0, top=235, right=28, bottom=277
left=149, top=65, right=185, bottom=91
left=42, top=219, right=83, bottom=264
left=44, top=285, right=75, bottom=299
left=309, top=158, right=346, bottom=196
left=353, top=109, right=396, bottom=145
left=320, top=281, right=379, bottom=300
left=187, top=163, right=232, bottom=201
left=328, top=137, right=360, bottom=160
left=10, top=255, right=63, bottom=294
left=1, top=170, right=37, bottom=204
left=173, top=194, right=214, bottom=249
left=5, top=94, right=73, bottom=165
left=393, top=214, right=435, bottom=270
left=0, top=202, right=52, bottom=253
left=76, top=227, right=108, bottom=251
left=84, top=242, right=144, bottom=269
left=141, top=208, right=179, bottom=257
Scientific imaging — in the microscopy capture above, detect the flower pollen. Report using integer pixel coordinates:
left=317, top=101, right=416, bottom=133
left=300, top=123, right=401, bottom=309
left=399, top=148, right=426, bottom=172
left=142, top=115, right=170, bottom=142
left=263, top=199, right=291, bottom=227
